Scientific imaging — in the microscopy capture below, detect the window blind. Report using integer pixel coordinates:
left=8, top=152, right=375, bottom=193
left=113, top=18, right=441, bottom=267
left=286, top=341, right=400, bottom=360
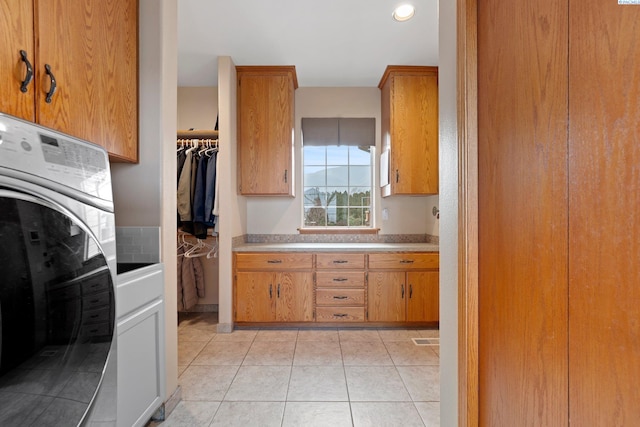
left=302, top=118, right=375, bottom=147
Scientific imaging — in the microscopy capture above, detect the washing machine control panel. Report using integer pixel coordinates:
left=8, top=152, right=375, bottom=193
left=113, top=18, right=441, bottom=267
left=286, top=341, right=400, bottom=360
left=0, top=114, right=112, bottom=202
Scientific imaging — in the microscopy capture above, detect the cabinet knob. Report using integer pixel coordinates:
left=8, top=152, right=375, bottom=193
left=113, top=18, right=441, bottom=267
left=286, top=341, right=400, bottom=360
left=44, top=64, right=57, bottom=103
left=19, top=50, right=33, bottom=93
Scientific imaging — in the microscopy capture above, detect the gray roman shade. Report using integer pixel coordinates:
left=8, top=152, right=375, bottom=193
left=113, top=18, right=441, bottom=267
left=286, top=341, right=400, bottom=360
left=302, top=118, right=375, bottom=147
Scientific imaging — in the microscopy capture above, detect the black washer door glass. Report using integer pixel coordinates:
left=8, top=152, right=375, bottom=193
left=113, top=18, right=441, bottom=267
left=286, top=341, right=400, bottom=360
left=0, top=195, right=114, bottom=426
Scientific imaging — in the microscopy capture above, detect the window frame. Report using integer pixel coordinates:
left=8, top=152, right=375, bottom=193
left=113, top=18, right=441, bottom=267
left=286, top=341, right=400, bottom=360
left=300, top=137, right=376, bottom=232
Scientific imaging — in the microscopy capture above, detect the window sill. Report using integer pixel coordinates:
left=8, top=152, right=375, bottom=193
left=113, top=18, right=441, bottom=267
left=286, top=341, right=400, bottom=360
left=297, top=228, right=380, bottom=235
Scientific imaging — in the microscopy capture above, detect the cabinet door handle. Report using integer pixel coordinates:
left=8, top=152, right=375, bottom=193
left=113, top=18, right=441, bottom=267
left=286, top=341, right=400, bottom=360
left=269, top=284, right=273, bottom=299
left=332, top=260, right=348, bottom=264
left=284, top=169, right=288, bottom=183
left=267, top=260, right=282, bottom=264
left=401, top=284, right=405, bottom=298
left=332, top=278, right=348, bottom=282
left=400, top=259, right=414, bottom=264
left=333, top=295, right=348, bottom=300
left=19, top=50, right=33, bottom=93
left=277, top=283, right=280, bottom=298
left=409, top=284, right=413, bottom=298
left=396, top=169, right=399, bottom=183
left=44, top=64, right=57, bottom=103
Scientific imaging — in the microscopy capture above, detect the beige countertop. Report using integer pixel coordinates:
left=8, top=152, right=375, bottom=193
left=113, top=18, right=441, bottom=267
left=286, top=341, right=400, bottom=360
left=233, top=242, right=439, bottom=252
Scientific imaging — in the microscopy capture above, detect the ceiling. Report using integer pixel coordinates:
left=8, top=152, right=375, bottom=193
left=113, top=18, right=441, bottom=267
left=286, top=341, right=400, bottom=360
left=177, top=0, right=439, bottom=88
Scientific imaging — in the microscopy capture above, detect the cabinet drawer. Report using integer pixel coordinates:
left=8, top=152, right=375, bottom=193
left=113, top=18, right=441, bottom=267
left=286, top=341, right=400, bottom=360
left=368, top=252, right=439, bottom=270
left=316, top=253, right=365, bottom=269
left=236, top=253, right=313, bottom=270
left=316, top=306, right=365, bottom=322
left=316, top=289, right=365, bottom=306
left=316, top=271, right=365, bottom=288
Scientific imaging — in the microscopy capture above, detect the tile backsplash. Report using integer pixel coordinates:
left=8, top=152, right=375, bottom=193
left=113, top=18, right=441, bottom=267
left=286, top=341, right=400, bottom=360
left=240, top=233, right=438, bottom=245
left=116, top=226, right=160, bottom=263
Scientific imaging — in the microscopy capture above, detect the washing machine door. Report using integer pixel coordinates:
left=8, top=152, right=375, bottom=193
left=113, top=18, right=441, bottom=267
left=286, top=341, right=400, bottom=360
left=0, top=189, right=114, bottom=426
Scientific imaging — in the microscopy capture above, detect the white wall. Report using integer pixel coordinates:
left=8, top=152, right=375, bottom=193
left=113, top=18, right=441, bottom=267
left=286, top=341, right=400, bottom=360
left=246, top=87, right=438, bottom=236
left=439, top=0, right=459, bottom=424
left=217, top=56, right=246, bottom=332
left=111, top=0, right=179, bottom=405
left=177, top=87, right=219, bottom=130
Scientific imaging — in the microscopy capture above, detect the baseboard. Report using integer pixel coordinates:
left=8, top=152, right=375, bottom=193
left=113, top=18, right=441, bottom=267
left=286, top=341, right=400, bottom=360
left=151, top=385, right=182, bottom=421
left=217, top=323, right=233, bottom=333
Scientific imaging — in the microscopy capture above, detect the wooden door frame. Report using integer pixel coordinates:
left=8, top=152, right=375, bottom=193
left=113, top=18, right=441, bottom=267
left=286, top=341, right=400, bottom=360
left=457, top=0, right=479, bottom=425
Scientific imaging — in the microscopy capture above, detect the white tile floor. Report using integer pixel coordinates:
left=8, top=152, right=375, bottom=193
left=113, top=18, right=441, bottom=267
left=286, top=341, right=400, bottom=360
left=153, top=313, right=440, bottom=426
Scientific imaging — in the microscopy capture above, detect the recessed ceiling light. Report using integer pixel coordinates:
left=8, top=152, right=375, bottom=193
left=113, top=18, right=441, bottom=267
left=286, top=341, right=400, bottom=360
left=393, top=4, right=415, bottom=22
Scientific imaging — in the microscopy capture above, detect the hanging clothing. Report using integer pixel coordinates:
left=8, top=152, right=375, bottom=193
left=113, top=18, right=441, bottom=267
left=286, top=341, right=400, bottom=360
left=177, top=246, right=205, bottom=311
left=176, top=140, right=219, bottom=237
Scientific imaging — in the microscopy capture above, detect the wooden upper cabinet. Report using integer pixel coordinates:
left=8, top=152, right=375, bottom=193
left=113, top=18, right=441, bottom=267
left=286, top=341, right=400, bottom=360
left=1, top=0, right=138, bottom=162
left=237, top=66, right=297, bottom=196
left=379, top=66, right=438, bottom=196
left=0, top=0, right=35, bottom=122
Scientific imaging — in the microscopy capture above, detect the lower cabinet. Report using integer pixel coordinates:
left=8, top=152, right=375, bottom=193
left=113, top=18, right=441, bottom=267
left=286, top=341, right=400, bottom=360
left=367, top=270, right=439, bottom=322
left=368, top=253, right=439, bottom=324
left=117, top=264, right=165, bottom=427
left=233, top=251, right=438, bottom=326
left=235, top=271, right=314, bottom=322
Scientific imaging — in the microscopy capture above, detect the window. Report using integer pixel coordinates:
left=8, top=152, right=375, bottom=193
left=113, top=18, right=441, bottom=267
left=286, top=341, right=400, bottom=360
left=302, top=118, right=375, bottom=229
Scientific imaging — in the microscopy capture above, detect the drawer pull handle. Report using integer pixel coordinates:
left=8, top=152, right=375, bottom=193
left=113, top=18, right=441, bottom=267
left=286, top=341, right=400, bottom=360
left=334, top=313, right=348, bottom=318
left=333, top=278, right=348, bottom=282
left=333, top=296, right=348, bottom=300
left=19, top=50, right=33, bottom=92
left=44, top=64, right=57, bottom=103
left=400, top=259, right=414, bottom=264
left=333, top=260, right=348, bottom=264
left=267, top=260, right=282, bottom=264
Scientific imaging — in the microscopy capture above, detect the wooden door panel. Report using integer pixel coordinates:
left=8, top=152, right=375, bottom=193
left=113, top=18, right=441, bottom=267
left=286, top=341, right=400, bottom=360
left=391, top=73, right=438, bottom=194
left=568, top=1, right=640, bottom=424
left=276, top=272, right=313, bottom=322
left=367, top=272, right=405, bottom=322
left=235, top=272, right=274, bottom=322
left=477, top=0, right=569, bottom=425
left=406, top=271, right=439, bottom=322
left=36, top=0, right=138, bottom=161
left=0, top=0, right=35, bottom=121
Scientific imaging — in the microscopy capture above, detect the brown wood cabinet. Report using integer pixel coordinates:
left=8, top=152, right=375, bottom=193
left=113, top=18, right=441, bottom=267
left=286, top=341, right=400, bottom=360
left=236, top=66, right=297, bottom=196
left=476, top=0, right=640, bottom=424
left=234, top=250, right=438, bottom=326
left=234, top=253, right=313, bottom=322
left=315, top=253, right=366, bottom=322
left=0, top=0, right=138, bottom=162
left=379, top=66, right=438, bottom=197
left=368, top=253, right=439, bottom=323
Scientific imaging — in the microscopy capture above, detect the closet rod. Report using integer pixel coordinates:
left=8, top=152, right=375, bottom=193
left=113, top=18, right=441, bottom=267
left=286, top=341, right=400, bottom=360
left=177, top=129, right=219, bottom=139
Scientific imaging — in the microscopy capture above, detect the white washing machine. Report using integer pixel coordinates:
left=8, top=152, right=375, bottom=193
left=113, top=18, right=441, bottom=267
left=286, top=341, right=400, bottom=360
left=0, top=113, right=117, bottom=426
